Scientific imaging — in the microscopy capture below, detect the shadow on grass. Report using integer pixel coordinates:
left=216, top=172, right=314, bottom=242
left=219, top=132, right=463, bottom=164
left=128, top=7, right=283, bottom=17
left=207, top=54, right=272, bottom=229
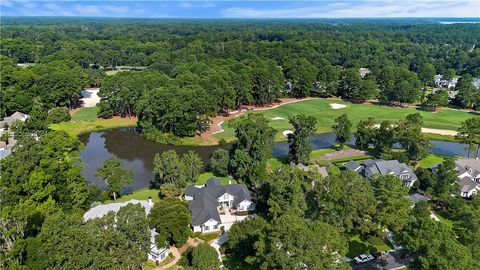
left=347, top=239, right=379, bottom=258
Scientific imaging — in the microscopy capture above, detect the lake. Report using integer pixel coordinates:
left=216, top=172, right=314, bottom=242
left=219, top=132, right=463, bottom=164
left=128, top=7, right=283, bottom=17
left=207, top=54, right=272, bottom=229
left=80, top=127, right=470, bottom=192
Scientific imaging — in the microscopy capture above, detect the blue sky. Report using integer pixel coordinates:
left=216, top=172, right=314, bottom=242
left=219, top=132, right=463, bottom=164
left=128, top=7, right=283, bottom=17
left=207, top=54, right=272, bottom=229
left=1, top=1, right=479, bottom=18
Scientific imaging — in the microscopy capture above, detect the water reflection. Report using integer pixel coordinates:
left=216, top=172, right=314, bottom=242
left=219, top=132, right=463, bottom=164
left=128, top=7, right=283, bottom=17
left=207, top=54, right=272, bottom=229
left=80, top=127, right=469, bottom=192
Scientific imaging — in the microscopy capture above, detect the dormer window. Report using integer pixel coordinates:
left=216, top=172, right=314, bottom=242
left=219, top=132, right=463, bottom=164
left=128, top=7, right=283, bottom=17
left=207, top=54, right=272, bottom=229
left=400, top=173, right=409, bottom=180
left=224, top=194, right=228, bottom=199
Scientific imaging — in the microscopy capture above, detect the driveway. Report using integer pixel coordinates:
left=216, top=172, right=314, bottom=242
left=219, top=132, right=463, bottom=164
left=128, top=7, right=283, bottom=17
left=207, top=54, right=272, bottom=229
left=350, top=251, right=415, bottom=270
left=219, top=212, right=248, bottom=231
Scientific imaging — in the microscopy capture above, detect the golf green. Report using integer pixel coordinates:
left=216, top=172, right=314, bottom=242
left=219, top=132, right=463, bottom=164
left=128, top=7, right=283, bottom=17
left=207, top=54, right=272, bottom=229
left=213, top=99, right=476, bottom=142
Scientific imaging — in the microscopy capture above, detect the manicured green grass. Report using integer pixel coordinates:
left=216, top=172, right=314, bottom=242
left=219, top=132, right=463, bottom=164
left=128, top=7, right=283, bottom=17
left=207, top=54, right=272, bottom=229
left=50, top=117, right=137, bottom=136
left=347, top=235, right=393, bottom=258
left=106, top=188, right=161, bottom=204
left=418, top=154, right=446, bottom=169
left=196, top=172, right=237, bottom=186
left=213, top=99, right=473, bottom=143
left=424, top=133, right=457, bottom=142
left=71, top=107, right=99, bottom=120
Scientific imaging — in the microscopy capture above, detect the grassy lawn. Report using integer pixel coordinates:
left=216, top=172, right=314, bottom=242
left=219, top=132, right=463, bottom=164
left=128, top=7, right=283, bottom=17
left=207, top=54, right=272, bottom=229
left=196, top=172, right=236, bottom=186
left=418, top=154, right=447, bottom=168
left=213, top=99, right=472, bottom=143
left=106, top=188, right=160, bottom=204
left=71, top=107, right=99, bottom=120
left=347, top=235, right=393, bottom=258
left=51, top=117, right=137, bottom=136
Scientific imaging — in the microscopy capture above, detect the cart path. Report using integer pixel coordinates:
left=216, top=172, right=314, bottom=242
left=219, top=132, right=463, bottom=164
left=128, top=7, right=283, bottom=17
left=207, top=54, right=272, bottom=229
left=203, top=97, right=318, bottom=137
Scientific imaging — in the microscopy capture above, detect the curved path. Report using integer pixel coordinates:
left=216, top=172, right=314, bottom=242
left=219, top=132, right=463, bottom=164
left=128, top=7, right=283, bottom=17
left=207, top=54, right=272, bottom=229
left=203, top=97, right=318, bottom=137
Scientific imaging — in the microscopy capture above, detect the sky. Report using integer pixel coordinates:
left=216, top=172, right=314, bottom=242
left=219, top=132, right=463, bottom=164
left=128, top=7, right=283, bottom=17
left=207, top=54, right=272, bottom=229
left=1, top=0, right=479, bottom=18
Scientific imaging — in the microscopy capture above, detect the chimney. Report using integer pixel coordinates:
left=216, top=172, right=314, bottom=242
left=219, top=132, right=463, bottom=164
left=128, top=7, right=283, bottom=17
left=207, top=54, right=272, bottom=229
left=148, top=196, right=153, bottom=206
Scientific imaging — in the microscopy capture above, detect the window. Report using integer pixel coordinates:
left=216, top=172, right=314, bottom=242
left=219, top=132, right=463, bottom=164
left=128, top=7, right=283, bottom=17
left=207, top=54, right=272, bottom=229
left=224, top=194, right=228, bottom=199
left=204, top=226, right=209, bottom=231
left=214, top=224, right=218, bottom=229
left=238, top=205, right=243, bottom=211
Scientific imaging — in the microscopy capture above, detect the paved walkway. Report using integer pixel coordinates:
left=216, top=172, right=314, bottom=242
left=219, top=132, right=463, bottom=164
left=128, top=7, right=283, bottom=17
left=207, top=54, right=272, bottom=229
left=315, top=149, right=366, bottom=161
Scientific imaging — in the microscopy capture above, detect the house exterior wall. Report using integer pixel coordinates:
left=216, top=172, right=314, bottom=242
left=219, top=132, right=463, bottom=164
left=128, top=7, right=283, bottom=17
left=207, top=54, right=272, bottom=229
left=218, top=193, right=234, bottom=207
left=195, top=218, right=221, bottom=233
left=461, top=188, right=479, bottom=198
left=237, top=200, right=255, bottom=211
left=148, top=248, right=169, bottom=262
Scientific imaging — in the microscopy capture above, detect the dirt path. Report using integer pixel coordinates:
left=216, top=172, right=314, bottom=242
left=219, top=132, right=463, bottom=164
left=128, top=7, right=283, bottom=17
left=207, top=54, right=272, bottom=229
left=202, top=97, right=318, bottom=137
left=156, top=246, right=180, bottom=270
left=315, top=149, right=366, bottom=161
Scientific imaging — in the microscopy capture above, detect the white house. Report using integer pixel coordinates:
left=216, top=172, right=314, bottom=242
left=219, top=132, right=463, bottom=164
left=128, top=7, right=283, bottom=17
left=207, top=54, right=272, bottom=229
left=83, top=199, right=169, bottom=262
left=185, top=178, right=255, bottom=233
left=454, top=159, right=480, bottom=197
left=434, top=74, right=458, bottom=89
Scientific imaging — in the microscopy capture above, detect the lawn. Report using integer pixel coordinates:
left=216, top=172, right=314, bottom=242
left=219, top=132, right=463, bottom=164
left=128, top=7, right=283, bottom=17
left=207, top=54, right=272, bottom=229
left=347, top=235, right=393, bottom=258
left=213, top=99, right=473, bottom=143
left=50, top=117, right=137, bottom=136
left=196, top=172, right=237, bottom=186
left=418, top=154, right=447, bottom=168
left=71, top=107, right=99, bottom=120
left=106, top=188, right=161, bottom=204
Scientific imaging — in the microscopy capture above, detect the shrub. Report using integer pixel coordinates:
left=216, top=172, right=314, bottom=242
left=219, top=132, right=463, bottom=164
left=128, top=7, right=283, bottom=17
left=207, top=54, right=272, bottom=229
left=235, top=211, right=249, bottom=216
left=366, top=236, right=385, bottom=247
left=198, top=232, right=220, bottom=242
left=218, top=138, right=227, bottom=145
left=190, top=231, right=202, bottom=238
left=47, top=107, right=71, bottom=124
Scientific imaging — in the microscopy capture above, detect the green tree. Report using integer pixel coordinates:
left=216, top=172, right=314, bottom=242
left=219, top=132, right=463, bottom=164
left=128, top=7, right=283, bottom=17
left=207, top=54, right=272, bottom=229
left=95, top=157, right=133, bottom=201
left=255, top=215, right=348, bottom=270
left=191, top=243, right=221, bottom=270
left=148, top=198, right=191, bottom=247
left=372, top=120, right=396, bottom=157
left=46, top=107, right=71, bottom=124
left=397, top=216, right=476, bottom=269
left=210, top=149, right=230, bottom=177
left=287, top=114, right=317, bottom=164
left=433, top=158, right=460, bottom=199
left=456, top=117, right=480, bottom=158
left=423, top=90, right=449, bottom=111
left=370, top=175, right=411, bottom=231
left=226, top=216, right=269, bottom=264
left=284, top=58, right=318, bottom=98
left=332, top=113, right=352, bottom=148
left=455, top=75, right=479, bottom=109
left=267, top=169, right=309, bottom=219
left=181, top=151, right=203, bottom=182
left=312, top=171, right=377, bottom=233
left=396, top=113, right=431, bottom=160
left=355, top=117, right=376, bottom=150
left=153, top=150, right=187, bottom=188
left=418, top=63, right=436, bottom=88
left=229, top=114, right=276, bottom=186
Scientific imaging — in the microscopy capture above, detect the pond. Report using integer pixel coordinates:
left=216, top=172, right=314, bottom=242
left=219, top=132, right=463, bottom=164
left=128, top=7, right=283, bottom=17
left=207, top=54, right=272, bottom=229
left=80, top=127, right=470, bottom=192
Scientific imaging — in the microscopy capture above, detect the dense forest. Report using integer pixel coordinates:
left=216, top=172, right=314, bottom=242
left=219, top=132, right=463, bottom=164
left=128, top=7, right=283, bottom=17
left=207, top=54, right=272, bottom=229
left=1, top=18, right=480, bottom=138
left=1, top=18, right=480, bottom=269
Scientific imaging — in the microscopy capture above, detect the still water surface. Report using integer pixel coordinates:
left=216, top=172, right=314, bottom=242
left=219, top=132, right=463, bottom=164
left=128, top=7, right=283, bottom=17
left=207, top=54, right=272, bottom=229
left=80, top=127, right=469, bottom=192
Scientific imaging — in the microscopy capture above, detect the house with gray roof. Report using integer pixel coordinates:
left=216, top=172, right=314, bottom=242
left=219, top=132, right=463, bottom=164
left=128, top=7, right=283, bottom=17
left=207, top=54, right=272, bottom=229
left=83, top=199, right=169, bottom=262
left=453, top=159, right=480, bottom=197
left=0, top=111, right=28, bottom=130
left=347, top=159, right=418, bottom=188
left=296, top=164, right=329, bottom=178
left=185, top=177, right=255, bottom=233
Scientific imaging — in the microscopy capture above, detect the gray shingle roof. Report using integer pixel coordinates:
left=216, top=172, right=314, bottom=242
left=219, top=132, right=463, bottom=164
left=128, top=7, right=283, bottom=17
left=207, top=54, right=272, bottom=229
left=345, top=160, right=361, bottom=171
left=364, top=159, right=417, bottom=181
left=188, top=178, right=253, bottom=226
left=83, top=199, right=152, bottom=220
left=297, top=164, right=329, bottom=178
left=408, top=193, right=430, bottom=205
left=459, top=176, right=480, bottom=193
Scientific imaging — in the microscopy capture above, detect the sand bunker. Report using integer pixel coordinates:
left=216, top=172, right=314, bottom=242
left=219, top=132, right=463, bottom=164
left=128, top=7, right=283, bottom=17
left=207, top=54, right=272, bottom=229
left=81, top=88, right=100, bottom=107
left=330, top=103, right=347, bottom=109
left=283, top=130, right=294, bottom=137
left=271, top=117, right=285, bottom=120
